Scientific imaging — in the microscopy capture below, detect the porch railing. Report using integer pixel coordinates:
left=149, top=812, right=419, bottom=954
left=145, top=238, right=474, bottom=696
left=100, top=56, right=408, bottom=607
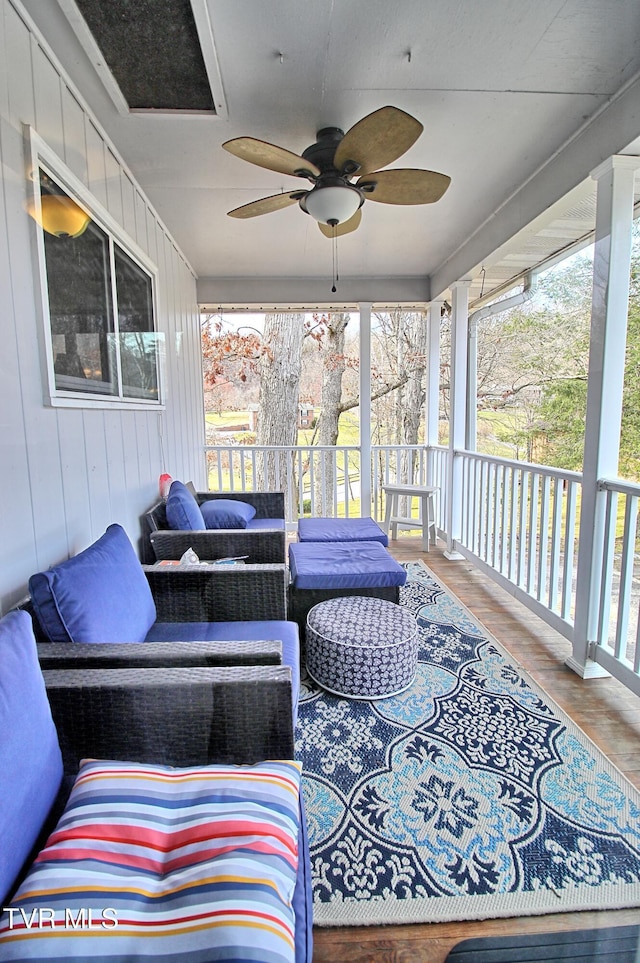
left=591, top=478, right=640, bottom=696
left=204, top=441, right=640, bottom=697
left=205, top=444, right=362, bottom=524
left=455, top=451, right=582, bottom=640
left=206, top=443, right=433, bottom=525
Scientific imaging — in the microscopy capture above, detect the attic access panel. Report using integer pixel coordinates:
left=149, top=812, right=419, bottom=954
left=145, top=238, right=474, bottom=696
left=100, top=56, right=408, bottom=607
left=74, top=0, right=215, bottom=112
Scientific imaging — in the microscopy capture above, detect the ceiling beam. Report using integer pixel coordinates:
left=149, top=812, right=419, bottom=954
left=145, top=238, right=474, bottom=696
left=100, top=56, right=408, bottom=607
left=196, top=275, right=430, bottom=309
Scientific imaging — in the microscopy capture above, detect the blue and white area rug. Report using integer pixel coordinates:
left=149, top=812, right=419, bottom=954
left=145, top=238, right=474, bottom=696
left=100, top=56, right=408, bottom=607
left=296, top=560, right=640, bottom=927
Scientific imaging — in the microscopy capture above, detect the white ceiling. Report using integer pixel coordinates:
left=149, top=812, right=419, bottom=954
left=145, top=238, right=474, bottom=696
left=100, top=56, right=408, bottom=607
left=23, top=0, right=640, bottom=307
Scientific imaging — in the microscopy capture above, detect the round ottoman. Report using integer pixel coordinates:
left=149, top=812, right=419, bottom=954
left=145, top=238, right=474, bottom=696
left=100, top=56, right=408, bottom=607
left=305, top=596, right=418, bottom=699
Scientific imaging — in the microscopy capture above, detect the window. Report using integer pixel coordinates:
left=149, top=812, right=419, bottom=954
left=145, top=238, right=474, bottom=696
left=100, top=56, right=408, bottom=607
left=28, top=134, right=162, bottom=408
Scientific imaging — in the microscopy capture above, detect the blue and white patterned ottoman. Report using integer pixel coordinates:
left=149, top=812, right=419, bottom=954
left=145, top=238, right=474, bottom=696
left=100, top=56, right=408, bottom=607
left=305, top=596, right=418, bottom=699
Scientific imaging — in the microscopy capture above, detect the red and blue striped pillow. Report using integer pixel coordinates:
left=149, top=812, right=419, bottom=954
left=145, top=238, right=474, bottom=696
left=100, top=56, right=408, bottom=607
left=0, top=758, right=301, bottom=962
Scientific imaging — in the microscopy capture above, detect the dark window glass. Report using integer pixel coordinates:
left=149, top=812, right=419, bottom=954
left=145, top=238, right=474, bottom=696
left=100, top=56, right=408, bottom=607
left=38, top=170, right=158, bottom=403
left=44, top=216, right=117, bottom=395
left=114, top=245, right=158, bottom=400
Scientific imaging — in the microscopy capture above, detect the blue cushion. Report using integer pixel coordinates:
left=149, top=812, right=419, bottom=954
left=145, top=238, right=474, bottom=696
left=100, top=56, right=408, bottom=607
left=0, top=611, right=63, bottom=904
left=298, top=516, right=388, bottom=545
left=29, top=524, right=157, bottom=644
left=165, top=480, right=205, bottom=530
left=288, top=541, right=407, bottom=590
left=293, top=792, right=314, bottom=963
left=247, top=517, right=286, bottom=530
left=200, top=498, right=257, bottom=529
left=145, top=619, right=301, bottom=718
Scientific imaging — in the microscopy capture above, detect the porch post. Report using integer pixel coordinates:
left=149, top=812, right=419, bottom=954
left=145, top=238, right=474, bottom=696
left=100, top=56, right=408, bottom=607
left=568, top=155, right=640, bottom=678
left=445, top=280, right=471, bottom=559
left=359, top=302, right=372, bottom=518
left=466, top=314, right=478, bottom=452
left=426, top=301, right=443, bottom=487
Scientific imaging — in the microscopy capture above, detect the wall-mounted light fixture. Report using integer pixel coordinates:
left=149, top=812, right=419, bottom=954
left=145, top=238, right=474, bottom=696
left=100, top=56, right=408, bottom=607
left=27, top=193, right=90, bottom=238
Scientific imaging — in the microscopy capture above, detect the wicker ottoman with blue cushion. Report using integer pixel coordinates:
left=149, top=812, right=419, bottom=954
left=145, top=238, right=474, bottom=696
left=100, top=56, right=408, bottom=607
left=297, top=516, right=388, bottom=546
left=288, top=540, right=406, bottom=637
left=306, top=596, right=418, bottom=699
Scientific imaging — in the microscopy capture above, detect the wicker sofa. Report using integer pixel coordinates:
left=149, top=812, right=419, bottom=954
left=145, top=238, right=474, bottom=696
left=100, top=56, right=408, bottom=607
left=22, top=523, right=300, bottom=716
left=0, top=609, right=312, bottom=962
left=144, top=488, right=287, bottom=564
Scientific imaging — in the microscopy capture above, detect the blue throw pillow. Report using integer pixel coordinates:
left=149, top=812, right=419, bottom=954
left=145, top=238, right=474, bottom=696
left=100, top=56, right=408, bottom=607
left=200, top=499, right=257, bottom=529
left=0, top=611, right=63, bottom=905
left=166, top=480, right=205, bottom=530
left=29, top=524, right=157, bottom=644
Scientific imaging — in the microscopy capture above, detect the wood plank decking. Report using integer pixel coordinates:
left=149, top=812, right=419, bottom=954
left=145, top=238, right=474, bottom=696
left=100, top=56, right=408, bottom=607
left=311, top=537, right=640, bottom=962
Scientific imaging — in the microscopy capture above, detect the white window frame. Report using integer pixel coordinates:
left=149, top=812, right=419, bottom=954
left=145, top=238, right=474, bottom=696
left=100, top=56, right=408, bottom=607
left=26, top=128, right=164, bottom=410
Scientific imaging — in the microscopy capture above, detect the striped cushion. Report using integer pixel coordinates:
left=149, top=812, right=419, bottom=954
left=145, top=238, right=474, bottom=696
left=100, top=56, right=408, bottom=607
left=0, top=758, right=301, bottom=962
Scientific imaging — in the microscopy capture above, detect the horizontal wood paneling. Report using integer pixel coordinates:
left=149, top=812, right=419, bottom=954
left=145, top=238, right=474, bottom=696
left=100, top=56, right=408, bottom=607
left=0, top=0, right=205, bottom=612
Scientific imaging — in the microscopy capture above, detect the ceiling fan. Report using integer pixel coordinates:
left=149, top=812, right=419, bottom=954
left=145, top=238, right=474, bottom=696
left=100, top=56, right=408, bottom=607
left=222, top=106, right=451, bottom=237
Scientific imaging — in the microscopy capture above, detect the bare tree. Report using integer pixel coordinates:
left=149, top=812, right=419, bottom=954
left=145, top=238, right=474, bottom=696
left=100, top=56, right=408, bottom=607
left=313, top=313, right=349, bottom=514
left=256, top=313, right=305, bottom=491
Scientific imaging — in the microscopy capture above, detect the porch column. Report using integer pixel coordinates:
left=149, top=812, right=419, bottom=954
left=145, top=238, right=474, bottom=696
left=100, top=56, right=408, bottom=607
left=445, top=280, right=471, bottom=559
left=568, top=155, right=640, bottom=678
left=466, top=315, right=478, bottom=452
left=359, top=302, right=372, bottom=518
left=426, top=301, right=443, bottom=488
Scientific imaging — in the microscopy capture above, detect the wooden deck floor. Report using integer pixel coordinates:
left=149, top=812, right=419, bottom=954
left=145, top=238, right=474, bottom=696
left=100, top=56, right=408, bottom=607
left=311, top=537, right=640, bottom=962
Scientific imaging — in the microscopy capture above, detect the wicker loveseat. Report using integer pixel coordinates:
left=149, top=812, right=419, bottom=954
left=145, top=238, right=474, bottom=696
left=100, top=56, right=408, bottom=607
left=144, top=487, right=287, bottom=564
left=0, top=609, right=312, bottom=962
left=22, top=522, right=300, bottom=716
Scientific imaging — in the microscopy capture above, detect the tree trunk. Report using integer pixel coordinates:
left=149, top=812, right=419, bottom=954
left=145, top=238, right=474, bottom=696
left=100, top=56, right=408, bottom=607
left=314, top=313, right=348, bottom=514
left=256, top=313, right=305, bottom=493
left=400, top=311, right=429, bottom=485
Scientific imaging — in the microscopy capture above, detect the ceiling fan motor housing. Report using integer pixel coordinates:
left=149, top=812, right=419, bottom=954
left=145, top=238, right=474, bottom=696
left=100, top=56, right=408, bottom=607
left=301, top=127, right=345, bottom=173
left=299, top=127, right=364, bottom=224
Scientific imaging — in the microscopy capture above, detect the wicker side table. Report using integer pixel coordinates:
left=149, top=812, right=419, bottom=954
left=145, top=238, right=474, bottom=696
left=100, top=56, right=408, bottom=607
left=305, top=596, right=418, bottom=700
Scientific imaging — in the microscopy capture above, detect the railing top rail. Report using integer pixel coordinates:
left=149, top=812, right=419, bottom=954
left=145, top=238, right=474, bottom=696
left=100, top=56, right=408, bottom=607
left=372, top=444, right=426, bottom=451
left=599, top=477, right=640, bottom=497
left=454, top=448, right=583, bottom=483
left=204, top=444, right=360, bottom=453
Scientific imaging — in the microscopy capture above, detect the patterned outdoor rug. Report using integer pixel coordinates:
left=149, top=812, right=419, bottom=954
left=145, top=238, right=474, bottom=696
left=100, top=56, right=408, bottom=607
left=296, top=560, right=640, bottom=927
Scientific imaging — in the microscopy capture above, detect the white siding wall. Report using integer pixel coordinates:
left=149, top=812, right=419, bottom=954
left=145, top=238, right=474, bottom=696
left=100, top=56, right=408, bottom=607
left=0, top=0, right=205, bottom=611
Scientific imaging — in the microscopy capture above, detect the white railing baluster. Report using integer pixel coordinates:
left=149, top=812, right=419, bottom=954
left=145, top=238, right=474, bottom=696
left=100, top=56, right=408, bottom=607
left=491, top=463, right=501, bottom=569
left=561, top=480, right=577, bottom=621
left=526, top=473, right=539, bottom=595
left=548, top=477, right=563, bottom=611
left=537, top=474, right=551, bottom=602
left=500, top=465, right=510, bottom=576
left=517, top=471, right=529, bottom=588
left=614, top=495, right=638, bottom=661
left=464, top=456, right=471, bottom=549
left=508, top=468, right=519, bottom=582
left=598, top=488, right=618, bottom=650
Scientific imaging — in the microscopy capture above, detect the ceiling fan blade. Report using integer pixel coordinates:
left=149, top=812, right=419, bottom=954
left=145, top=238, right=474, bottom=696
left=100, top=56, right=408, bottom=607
left=223, top=137, right=320, bottom=179
left=227, top=191, right=305, bottom=219
left=357, top=168, right=451, bottom=205
left=318, top=208, right=362, bottom=238
left=334, top=106, right=423, bottom=177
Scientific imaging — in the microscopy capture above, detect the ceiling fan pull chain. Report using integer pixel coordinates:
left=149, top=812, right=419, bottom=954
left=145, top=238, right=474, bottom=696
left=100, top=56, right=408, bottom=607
left=331, top=222, right=338, bottom=293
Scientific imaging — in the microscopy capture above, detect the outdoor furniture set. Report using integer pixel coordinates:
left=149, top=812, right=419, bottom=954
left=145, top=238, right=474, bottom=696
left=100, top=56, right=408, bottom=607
left=144, top=480, right=420, bottom=700
left=144, top=480, right=287, bottom=563
left=5, top=519, right=311, bottom=961
left=2, top=481, right=426, bottom=958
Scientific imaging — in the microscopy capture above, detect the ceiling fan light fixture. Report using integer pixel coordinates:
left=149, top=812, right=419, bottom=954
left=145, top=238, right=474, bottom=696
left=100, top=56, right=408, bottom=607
left=301, top=184, right=362, bottom=226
